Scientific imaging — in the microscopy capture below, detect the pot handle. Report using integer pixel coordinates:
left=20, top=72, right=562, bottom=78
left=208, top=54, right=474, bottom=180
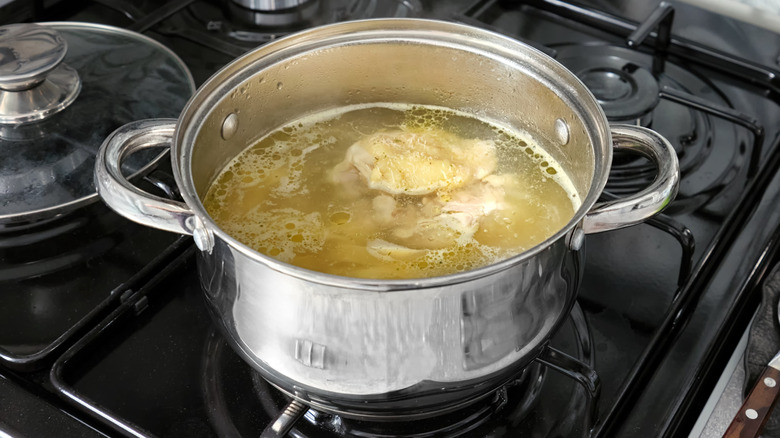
left=94, top=119, right=196, bottom=236
left=582, top=125, right=680, bottom=234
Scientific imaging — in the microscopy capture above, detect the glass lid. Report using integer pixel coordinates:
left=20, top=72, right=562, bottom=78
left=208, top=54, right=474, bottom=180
left=0, top=22, right=195, bottom=227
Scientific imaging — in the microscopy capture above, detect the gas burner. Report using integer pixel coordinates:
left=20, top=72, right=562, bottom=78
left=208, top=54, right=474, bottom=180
left=171, top=0, right=422, bottom=52
left=555, top=44, right=748, bottom=215
left=200, top=304, right=595, bottom=438
left=251, top=365, right=545, bottom=437
left=559, top=47, right=659, bottom=124
left=226, top=0, right=320, bottom=29
left=232, top=0, right=314, bottom=12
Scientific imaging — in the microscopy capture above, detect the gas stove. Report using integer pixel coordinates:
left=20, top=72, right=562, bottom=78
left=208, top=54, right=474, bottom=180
left=3, top=1, right=780, bottom=437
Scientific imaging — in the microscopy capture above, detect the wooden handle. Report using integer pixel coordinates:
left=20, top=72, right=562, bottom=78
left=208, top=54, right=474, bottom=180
left=723, top=366, right=780, bottom=438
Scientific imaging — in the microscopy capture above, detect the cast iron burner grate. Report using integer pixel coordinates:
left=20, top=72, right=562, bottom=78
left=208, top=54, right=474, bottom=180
left=459, top=0, right=765, bottom=219
left=458, top=1, right=778, bottom=436
left=554, top=43, right=745, bottom=215
left=123, top=0, right=424, bottom=60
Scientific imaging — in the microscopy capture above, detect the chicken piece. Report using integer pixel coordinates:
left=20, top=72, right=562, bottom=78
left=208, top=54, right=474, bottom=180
left=390, top=176, right=513, bottom=249
left=372, top=194, right=397, bottom=225
left=402, top=213, right=480, bottom=248
left=439, top=176, right=509, bottom=223
left=367, top=239, right=426, bottom=261
left=334, top=128, right=497, bottom=195
left=330, top=158, right=366, bottom=199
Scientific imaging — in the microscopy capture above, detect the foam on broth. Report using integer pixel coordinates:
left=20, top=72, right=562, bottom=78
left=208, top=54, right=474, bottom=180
left=203, top=103, right=581, bottom=279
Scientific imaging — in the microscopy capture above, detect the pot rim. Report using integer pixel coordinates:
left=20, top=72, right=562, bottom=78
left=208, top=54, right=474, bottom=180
left=174, top=18, right=611, bottom=290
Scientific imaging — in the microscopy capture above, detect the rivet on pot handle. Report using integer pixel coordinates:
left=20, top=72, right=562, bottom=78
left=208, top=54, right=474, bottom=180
left=582, top=125, right=680, bottom=234
left=94, top=119, right=203, bottom=241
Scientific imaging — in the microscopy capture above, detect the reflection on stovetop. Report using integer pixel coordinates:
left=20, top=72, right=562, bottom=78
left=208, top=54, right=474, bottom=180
left=0, top=198, right=180, bottom=370
left=3, top=0, right=780, bottom=437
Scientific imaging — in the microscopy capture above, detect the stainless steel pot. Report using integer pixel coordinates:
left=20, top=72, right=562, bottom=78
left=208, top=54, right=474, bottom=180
left=94, top=19, right=679, bottom=418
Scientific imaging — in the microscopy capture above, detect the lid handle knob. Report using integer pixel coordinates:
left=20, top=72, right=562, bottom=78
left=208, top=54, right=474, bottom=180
left=0, top=23, right=80, bottom=124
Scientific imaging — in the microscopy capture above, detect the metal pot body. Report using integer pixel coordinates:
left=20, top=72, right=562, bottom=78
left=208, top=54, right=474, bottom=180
left=94, top=19, right=679, bottom=417
left=199, top=224, right=581, bottom=416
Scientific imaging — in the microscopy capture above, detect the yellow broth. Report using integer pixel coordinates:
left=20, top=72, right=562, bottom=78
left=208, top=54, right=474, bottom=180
left=203, top=103, right=581, bottom=279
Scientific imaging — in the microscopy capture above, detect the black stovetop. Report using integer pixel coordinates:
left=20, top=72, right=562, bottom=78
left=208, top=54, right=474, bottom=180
left=3, top=1, right=780, bottom=437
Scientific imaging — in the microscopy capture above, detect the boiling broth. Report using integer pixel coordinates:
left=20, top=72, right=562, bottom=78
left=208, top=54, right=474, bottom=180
left=202, top=103, right=580, bottom=279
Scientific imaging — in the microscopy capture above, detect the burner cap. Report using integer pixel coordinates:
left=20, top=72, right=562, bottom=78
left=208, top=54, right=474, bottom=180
left=227, top=0, right=319, bottom=28
left=557, top=45, right=660, bottom=122
left=231, top=0, right=312, bottom=12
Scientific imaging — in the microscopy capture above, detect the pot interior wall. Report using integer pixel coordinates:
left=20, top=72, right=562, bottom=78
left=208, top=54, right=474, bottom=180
left=191, top=40, right=596, bottom=203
